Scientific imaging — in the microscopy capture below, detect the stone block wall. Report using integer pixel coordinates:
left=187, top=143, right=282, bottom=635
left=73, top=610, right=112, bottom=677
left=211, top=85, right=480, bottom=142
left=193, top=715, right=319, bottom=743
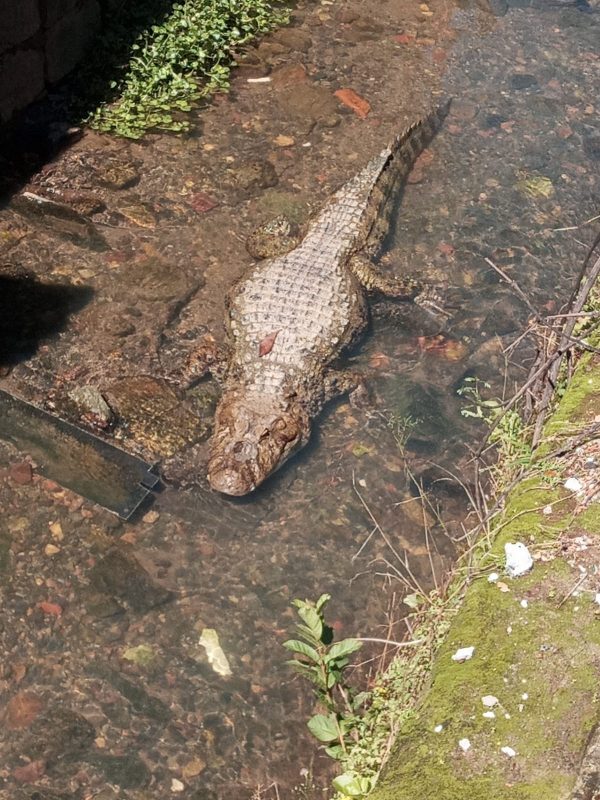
left=0, top=0, right=102, bottom=123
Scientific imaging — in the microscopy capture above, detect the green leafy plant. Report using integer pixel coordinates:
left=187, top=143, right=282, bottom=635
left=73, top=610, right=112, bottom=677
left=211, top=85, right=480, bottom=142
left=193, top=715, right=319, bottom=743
left=284, top=594, right=366, bottom=760
left=83, top=0, right=288, bottom=138
left=457, top=376, right=533, bottom=485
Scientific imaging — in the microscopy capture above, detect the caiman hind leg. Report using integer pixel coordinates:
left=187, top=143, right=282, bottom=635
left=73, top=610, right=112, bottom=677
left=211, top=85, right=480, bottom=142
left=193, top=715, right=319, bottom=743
left=349, top=254, right=449, bottom=317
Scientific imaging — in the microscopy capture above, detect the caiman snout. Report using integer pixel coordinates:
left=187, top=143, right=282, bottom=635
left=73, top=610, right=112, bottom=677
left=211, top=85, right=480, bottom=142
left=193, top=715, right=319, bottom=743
left=207, top=394, right=309, bottom=496
left=208, top=466, right=254, bottom=497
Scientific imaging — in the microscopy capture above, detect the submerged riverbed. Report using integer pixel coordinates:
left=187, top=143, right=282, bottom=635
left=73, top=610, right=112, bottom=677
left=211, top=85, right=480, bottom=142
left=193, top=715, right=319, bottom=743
left=0, top=0, right=598, bottom=797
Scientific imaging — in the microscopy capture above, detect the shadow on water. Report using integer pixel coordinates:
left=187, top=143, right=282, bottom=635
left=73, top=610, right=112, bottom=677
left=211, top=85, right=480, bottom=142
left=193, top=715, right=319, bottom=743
left=0, top=270, right=92, bottom=367
left=0, top=0, right=178, bottom=202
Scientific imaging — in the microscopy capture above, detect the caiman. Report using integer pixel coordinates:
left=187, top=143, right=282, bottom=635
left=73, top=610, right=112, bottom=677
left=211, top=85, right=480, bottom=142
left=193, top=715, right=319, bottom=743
left=200, top=100, right=451, bottom=496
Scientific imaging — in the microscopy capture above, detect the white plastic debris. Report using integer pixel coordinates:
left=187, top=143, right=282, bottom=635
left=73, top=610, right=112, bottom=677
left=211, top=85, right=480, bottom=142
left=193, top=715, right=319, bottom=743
left=520, top=599, right=528, bottom=608
left=452, top=646, right=475, bottom=663
left=522, top=693, right=529, bottom=700
left=505, top=542, right=533, bottom=577
left=595, top=593, right=600, bottom=605
left=458, top=738, right=471, bottom=752
left=564, top=477, right=583, bottom=493
left=199, top=628, right=232, bottom=677
left=507, top=625, right=513, bottom=635
left=501, top=746, right=517, bottom=758
left=482, top=695, right=499, bottom=708
left=483, top=711, right=496, bottom=719
left=542, top=504, right=553, bottom=515
left=434, top=724, right=444, bottom=733
left=488, top=572, right=500, bottom=583
left=247, top=76, right=272, bottom=83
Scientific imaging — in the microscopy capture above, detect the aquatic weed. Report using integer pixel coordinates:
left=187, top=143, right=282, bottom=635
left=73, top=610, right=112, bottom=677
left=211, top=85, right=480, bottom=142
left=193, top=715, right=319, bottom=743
left=86, top=0, right=288, bottom=138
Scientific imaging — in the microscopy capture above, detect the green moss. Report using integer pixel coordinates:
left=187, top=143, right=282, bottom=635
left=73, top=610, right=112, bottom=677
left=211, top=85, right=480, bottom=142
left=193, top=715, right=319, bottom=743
left=537, top=351, right=600, bottom=456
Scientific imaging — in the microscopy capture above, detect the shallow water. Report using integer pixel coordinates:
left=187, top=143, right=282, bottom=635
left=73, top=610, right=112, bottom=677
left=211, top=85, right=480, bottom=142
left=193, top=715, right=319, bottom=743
left=0, top=0, right=598, bottom=797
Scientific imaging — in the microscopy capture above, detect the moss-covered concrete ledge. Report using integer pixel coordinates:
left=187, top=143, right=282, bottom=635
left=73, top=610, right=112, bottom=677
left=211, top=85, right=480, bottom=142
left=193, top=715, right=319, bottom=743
left=369, top=352, right=600, bottom=800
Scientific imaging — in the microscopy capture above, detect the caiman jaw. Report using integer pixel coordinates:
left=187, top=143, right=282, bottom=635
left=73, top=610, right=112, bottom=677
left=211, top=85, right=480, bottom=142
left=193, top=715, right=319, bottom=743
left=207, top=396, right=309, bottom=496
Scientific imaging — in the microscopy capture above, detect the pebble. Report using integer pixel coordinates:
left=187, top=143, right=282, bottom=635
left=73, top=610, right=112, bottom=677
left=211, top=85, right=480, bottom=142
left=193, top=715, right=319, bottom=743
left=482, top=695, right=499, bottom=707
left=452, top=646, right=475, bottom=662
left=9, top=462, right=33, bottom=485
left=458, top=738, right=471, bottom=752
left=501, top=746, right=517, bottom=757
left=171, top=779, right=185, bottom=793
left=564, top=477, right=583, bottom=493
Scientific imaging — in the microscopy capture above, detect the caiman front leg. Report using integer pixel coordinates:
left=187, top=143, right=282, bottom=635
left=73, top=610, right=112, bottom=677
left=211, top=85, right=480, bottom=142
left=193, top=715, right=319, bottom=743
left=161, top=333, right=228, bottom=390
left=349, top=254, right=448, bottom=316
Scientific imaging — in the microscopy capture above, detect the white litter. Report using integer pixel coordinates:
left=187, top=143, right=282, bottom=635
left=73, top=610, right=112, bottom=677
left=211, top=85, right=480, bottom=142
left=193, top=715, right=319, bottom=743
left=483, top=711, right=496, bottom=719
left=564, top=477, right=583, bottom=493
left=247, top=76, right=272, bottom=83
left=522, top=693, right=529, bottom=700
left=520, top=599, right=528, bottom=608
left=501, top=746, right=517, bottom=758
left=458, top=738, right=471, bottom=752
left=434, top=724, right=443, bottom=733
left=482, top=695, right=499, bottom=708
left=199, top=628, right=232, bottom=677
left=488, top=572, right=500, bottom=583
left=542, top=504, right=553, bottom=515
left=507, top=625, right=513, bottom=634
left=505, top=542, right=533, bottom=577
left=595, top=593, right=600, bottom=605
left=452, top=646, right=475, bottom=663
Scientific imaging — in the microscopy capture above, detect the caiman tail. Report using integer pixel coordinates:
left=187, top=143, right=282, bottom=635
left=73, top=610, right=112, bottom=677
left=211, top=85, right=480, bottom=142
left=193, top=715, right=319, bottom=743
left=361, top=98, right=452, bottom=256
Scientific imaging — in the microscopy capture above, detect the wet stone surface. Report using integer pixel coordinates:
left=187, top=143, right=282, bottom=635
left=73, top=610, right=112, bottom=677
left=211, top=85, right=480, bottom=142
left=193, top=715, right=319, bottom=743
left=0, top=0, right=599, bottom=797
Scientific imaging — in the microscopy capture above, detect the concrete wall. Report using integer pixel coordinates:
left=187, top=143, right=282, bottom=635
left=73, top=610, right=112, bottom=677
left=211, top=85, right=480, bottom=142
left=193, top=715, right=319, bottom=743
left=0, top=0, right=102, bottom=123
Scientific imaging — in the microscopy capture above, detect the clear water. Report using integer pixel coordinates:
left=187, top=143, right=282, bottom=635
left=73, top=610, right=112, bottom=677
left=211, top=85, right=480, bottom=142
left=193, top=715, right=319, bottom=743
left=0, top=0, right=598, bottom=797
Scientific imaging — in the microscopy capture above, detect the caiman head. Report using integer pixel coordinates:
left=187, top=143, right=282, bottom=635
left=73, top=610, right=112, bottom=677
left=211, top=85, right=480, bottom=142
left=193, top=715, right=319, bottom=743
left=207, top=391, right=310, bottom=496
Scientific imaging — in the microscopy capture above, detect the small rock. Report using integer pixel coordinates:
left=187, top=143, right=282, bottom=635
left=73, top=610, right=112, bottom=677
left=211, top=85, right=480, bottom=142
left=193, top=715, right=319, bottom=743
left=511, top=73, right=538, bottom=90
left=482, top=695, right=499, bottom=707
left=273, top=134, right=295, bottom=147
left=334, top=87, right=371, bottom=118
left=69, top=386, right=114, bottom=428
left=12, top=192, right=107, bottom=250
left=171, top=778, right=185, bottom=792
left=142, top=510, right=160, bottom=525
left=483, top=711, right=496, bottom=719
left=94, top=160, right=140, bottom=190
left=13, top=760, right=46, bottom=783
left=488, top=572, right=500, bottom=583
left=182, top=757, right=206, bottom=778
left=434, top=724, right=444, bottom=732
left=44, top=544, right=60, bottom=556
left=451, top=646, right=474, bottom=662
left=458, top=738, right=471, bottom=752
left=564, top=476, right=583, bottom=493
left=89, top=548, right=174, bottom=613
left=520, top=599, right=528, bottom=608
left=9, top=462, right=33, bottom=485
left=270, top=63, right=308, bottom=89
left=501, top=746, right=517, bottom=757
left=6, top=691, right=44, bottom=729
left=271, top=27, right=313, bottom=52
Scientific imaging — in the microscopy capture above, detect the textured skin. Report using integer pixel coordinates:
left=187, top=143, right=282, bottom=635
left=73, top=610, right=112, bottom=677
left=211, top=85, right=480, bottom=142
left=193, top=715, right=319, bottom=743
left=208, top=101, right=451, bottom=495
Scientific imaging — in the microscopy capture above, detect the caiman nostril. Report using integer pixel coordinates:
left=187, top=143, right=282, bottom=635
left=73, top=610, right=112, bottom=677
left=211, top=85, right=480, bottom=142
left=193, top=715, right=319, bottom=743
left=208, top=467, right=254, bottom=497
